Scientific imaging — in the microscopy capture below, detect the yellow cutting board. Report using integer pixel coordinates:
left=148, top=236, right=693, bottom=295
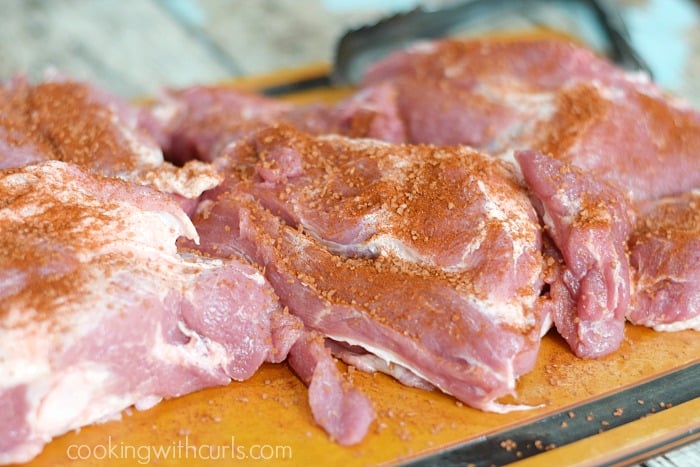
left=23, top=327, right=699, bottom=467
left=18, top=58, right=700, bottom=467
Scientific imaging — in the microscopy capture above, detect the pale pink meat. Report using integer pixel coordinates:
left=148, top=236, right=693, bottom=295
left=523, top=83, right=700, bottom=201
left=0, top=161, right=301, bottom=465
left=516, top=150, right=633, bottom=358
left=217, top=125, right=541, bottom=274
left=363, top=38, right=636, bottom=92
left=628, top=192, right=700, bottom=331
left=148, top=85, right=294, bottom=164
left=325, top=339, right=436, bottom=391
left=189, top=126, right=547, bottom=414
left=5, top=35, right=700, bottom=460
left=146, top=82, right=405, bottom=164
left=288, top=331, right=375, bottom=445
left=361, top=38, right=700, bottom=201
left=0, top=76, right=220, bottom=198
left=360, top=38, right=630, bottom=150
left=358, top=36, right=699, bottom=349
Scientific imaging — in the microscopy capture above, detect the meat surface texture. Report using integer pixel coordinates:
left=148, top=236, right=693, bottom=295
left=0, top=161, right=301, bottom=464
left=516, top=150, right=633, bottom=358
left=523, top=82, right=700, bottom=201
left=287, top=331, right=375, bottom=445
left=189, top=125, right=547, bottom=413
left=361, top=37, right=700, bottom=201
left=147, top=85, right=294, bottom=165
left=3, top=34, right=700, bottom=459
left=146, top=82, right=406, bottom=164
left=361, top=37, right=635, bottom=150
left=0, top=75, right=220, bottom=198
left=628, top=192, right=700, bottom=331
left=359, top=36, right=700, bottom=347
left=146, top=37, right=700, bottom=203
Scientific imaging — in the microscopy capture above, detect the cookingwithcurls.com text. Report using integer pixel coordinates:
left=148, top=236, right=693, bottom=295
left=66, top=435, right=293, bottom=464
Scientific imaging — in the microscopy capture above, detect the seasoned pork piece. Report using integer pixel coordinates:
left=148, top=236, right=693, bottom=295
left=360, top=38, right=635, bottom=150
left=628, top=192, right=700, bottom=331
left=357, top=36, right=700, bottom=344
left=523, top=83, right=700, bottom=201
left=361, top=37, right=700, bottom=201
left=190, top=126, right=547, bottom=414
left=0, top=76, right=220, bottom=198
left=0, top=161, right=301, bottom=465
left=146, top=82, right=405, bottom=164
left=287, top=331, right=375, bottom=445
left=217, top=125, right=539, bottom=273
left=147, top=85, right=294, bottom=165
left=516, top=150, right=634, bottom=358
left=363, top=37, right=639, bottom=93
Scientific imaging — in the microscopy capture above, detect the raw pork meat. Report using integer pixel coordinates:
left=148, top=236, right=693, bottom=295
left=147, top=38, right=700, bottom=202
left=522, top=83, right=700, bottom=201
left=0, top=161, right=301, bottom=464
left=0, top=76, right=220, bottom=198
left=287, top=331, right=375, bottom=445
left=189, top=126, right=547, bottom=413
left=147, top=85, right=294, bottom=165
left=146, top=82, right=405, bottom=164
left=360, top=38, right=635, bottom=150
left=363, top=37, right=640, bottom=94
left=357, top=36, right=700, bottom=350
left=325, top=339, right=436, bottom=391
left=516, top=150, right=634, bottom=358
left=361, top=38, right=700, bottom=201
left=628, top=191, right=700, bottom=331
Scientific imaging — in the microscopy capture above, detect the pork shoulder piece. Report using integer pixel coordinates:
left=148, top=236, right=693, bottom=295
left=360, top=37, right=700, bottom=201
left=288, top=331, right=375, bottom=445
left=524, top=82, right=700, bottom=201
left=0, top=161, right=301, bottom=465
left=194, top=190, right=543, bottom=414
left=145, top=84, right=294, bottom=165
left=360, top=38, right=641, bottom=149
left=153, top=38, right=623, bottom=165
left=190, top=127, right=547, bottom=413
left=0, top=75, right=221, bottom=198
left=146, top=82, right=405, bottom=164
left=363, top=37, right=641, bottom=93
left=516, top=150, right=634, bottom=358
left=217, top=124, right=542, bottom=276
left=628, top=192, right=700, bottom=331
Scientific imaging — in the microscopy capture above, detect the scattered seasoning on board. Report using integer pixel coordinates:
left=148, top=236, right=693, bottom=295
left=500, top=439, right=517, bottom=452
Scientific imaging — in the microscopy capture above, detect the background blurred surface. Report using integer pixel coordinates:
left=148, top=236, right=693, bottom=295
left=0, top=0, right=698, bottom=103
left=0, top=0, right=431, bottom=97
left=0, top=1, right=698, bottom=465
